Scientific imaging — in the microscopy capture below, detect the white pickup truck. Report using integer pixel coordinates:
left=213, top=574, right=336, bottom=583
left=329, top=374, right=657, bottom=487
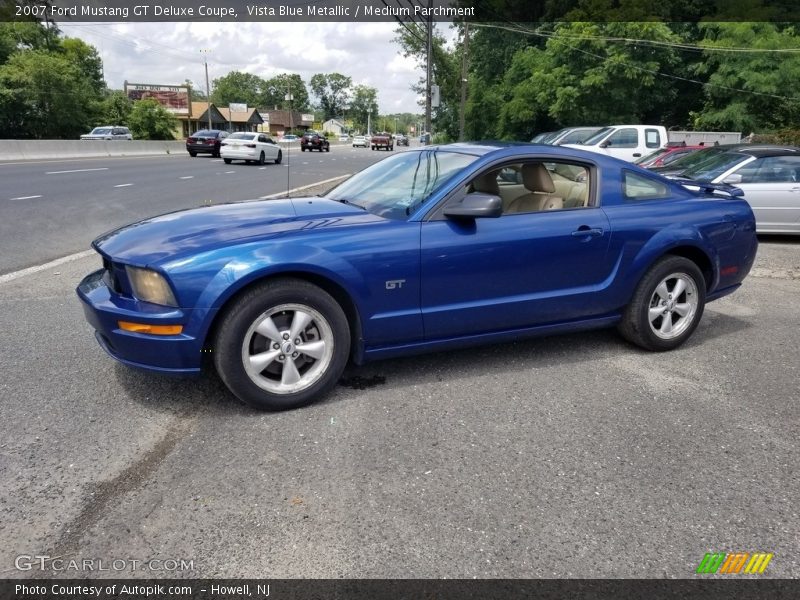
left=564, top=125, right=668, bottom=162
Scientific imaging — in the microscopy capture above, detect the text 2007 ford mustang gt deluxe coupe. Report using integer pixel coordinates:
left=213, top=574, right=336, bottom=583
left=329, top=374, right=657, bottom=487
left=78, top=143, right=757, bottom=410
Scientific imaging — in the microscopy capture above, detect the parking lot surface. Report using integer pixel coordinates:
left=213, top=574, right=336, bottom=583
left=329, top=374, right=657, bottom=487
left=1, top=227, right=797, bottom=577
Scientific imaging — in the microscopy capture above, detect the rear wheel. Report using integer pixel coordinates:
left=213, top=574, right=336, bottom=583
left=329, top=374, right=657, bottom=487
left=189, top=151, right=197, bottom=157
left=258, top=152, right=266, bottom=165
left=223, top=158, right=232, bottom=164
left=275, top=150, right=282, bottom=164
left=618, top=256, right=706, bottom=351
left=213, top=279, right=350, bottom=411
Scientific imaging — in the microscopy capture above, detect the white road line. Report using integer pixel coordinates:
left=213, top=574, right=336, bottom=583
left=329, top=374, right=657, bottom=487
left=45, top=167, right=109, bottom=175
left=114, top=183, right=133, bottom=188
left=224, top=171, right=235, bottom=174
left=259, top=174, right=350, bottom=199
left=0, top=250, right=95, bottom=285
left=179, top=176, right=193, bottom=179
left=259, top=167, right=267, bottom=170
left=9, top=195, right=43, bottom=200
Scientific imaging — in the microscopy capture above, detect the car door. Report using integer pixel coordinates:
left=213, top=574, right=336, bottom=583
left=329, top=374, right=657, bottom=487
left=419, top=162, right=614, bottom=340
left=257, top=134, right=278, bottom=160
left=722, top=155, right=800, bottom=233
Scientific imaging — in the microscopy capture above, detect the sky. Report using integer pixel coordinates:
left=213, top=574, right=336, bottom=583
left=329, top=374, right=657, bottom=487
left=58, top=21, right=456, bottom=115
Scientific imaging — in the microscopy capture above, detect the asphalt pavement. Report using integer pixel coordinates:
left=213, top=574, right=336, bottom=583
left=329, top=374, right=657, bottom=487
left=0, top=145, right=389, bottom=274
left=0, top=234, right=797, bottom=578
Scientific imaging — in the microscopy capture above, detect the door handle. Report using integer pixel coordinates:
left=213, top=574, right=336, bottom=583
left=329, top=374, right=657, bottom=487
left=632, top=153, right=642, bottom=157
left=571, top=226, right=604, bottom=238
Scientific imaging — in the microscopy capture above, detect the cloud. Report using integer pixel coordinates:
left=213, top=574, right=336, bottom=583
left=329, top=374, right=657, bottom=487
left=59, top=21, right=437, bottom=114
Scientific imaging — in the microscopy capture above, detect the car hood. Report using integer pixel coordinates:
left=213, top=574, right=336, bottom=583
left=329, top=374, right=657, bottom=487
left=93, top=197, right=383, bottom=266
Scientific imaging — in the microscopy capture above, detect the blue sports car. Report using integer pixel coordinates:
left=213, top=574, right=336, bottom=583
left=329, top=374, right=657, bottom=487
left=77, top=143, right=758, bottom=410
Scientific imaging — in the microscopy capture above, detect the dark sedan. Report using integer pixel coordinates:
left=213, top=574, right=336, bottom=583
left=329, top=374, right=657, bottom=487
left=186, top=129, right=229, bottom=157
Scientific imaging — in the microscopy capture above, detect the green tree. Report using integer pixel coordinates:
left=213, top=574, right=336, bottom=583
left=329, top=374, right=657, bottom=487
left=99, top=90, right=133, bottom=126
left=349, top=85, right=378, bottom=132
left=309, top=73, right=352, bottom=120
left=60, top=37, right=104, bottom=95
left=692, top=22, right=800, bottom=132
left=0, top=50, right=94, bottom=138
left=394, top=22, right=461, bottom=141
left=211, top=71, right=266, bottom=107
left=127, top=98, right=177, bottom=139
left=263, top=73, right=309, bottom=110
left=0, top=20, right=59, bottom=64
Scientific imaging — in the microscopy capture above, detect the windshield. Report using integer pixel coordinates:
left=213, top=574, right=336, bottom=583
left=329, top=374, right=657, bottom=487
left=680, top=152, right=751, bottom=181
left=557, top=128, right=602, bottom=144
left=325, top=150, right=479, bottom=220
left=580, top=127, right=614, bottom=145
left=90, top=128, right=112, bottom=135
left=656, top=145, right=730, bottom=172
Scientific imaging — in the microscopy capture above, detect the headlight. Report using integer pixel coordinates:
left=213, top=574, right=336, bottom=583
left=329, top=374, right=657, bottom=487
left=125, top=267, right=178, bottom=307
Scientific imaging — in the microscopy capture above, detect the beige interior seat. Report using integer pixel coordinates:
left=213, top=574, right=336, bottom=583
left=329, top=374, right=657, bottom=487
left=469, top=171, right=500, bottom=195
left=506, top=164, right=563, bottom=213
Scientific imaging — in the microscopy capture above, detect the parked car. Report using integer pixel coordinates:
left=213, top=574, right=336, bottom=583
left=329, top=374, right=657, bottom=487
left=339, top=134, right=350, bottom=142
left=301, top=131, right=330, bottom=152
left=665, top=145, right=800, bottom=234
left=186, top=129, right=228, bottom=157
left=220, top=132, right=282, bottom=165
left=541, top=127, right=604, bottom=146
left=634, top=143, right=705, bottom=169
left=279, top=134, right=299, bottom=143
left=352, top=135, right=368, bottom=148
left=564, top=125, right=668, bottom=161
left=531, top=131, right=558, bottom=144
left=77, top=142, right=757, bottom=411
left=649, top=143, right=798, bottom=178
left=80, top=126, right=132, bottom=141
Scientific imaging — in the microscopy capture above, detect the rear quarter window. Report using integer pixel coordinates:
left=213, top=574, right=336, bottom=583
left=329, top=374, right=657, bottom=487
left=623, top=171, right=670, bottom=200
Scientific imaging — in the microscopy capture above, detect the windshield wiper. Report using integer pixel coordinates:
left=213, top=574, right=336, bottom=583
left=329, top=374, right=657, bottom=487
left=334, top=198, right=367, bottom=210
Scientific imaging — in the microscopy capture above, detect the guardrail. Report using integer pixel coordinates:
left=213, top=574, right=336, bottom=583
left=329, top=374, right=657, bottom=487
left=0, top=140, right=186, bottom=161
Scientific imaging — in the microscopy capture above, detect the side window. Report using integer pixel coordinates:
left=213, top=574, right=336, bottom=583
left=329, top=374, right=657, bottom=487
left=623, top=171, right=670, bottom=200
left=492, top=161, right=592, bottom=214
left=738, top=156, right=799, bottom=183
left=607, top=128, right=638, bottom=148
left=645, top=128, right=661, bottom=148
left=258, top=134, right=268, bottom=143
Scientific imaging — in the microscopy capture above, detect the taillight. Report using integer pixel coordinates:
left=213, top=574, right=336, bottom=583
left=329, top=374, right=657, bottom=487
left=187, top=137, right=195, bottom=143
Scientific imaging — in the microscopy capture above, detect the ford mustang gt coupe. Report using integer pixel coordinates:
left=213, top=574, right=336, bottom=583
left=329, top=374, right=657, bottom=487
left=77, top=143, right=758, bottom=411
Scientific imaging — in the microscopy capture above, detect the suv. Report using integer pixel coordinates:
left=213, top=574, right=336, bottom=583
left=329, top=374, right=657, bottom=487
left=80, top=126, right=133, bottom=141
left=186, top=129, right=229, bottom=157
left=301, top=131, right=330, bottom=152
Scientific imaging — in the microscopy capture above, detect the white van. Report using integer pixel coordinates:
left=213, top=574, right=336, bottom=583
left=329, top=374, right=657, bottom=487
left=564, top=125, right=667, bottom=162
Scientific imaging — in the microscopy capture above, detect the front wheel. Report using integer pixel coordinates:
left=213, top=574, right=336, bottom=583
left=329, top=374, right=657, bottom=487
left=213, top=279, right=351, bottom=411
left=275, top=150, right=282, bottom=164
left=618, top=256, right=706, bottom=351
left=223, top=158, right=232, bottom=164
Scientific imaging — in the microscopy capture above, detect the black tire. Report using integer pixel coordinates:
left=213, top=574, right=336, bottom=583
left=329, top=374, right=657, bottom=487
left=275, top=150, right=282, bottom=164
left=213, top=278, right=351, bottom=411
left=189, top=151, right=197, bottom=157
left=258, top=152, right=266, bottom=165
left=618, top=256, right=706, bottom=351
left=301, top=147, right=306, bottom=152
left=324, top=145, right=330, bottom=152
left=223, top=158, right=232, bottom=164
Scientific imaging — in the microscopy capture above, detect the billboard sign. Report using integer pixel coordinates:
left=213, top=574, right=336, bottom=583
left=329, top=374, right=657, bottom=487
left=124, top=82, right=190, bottom=116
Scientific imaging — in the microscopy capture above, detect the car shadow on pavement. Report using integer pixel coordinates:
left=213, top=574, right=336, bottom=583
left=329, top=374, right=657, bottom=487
left=112, top=362, right=250, bottom=416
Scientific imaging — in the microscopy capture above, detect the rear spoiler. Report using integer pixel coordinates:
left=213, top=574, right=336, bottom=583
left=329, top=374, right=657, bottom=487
left=673, top=179, right=744, bottom=198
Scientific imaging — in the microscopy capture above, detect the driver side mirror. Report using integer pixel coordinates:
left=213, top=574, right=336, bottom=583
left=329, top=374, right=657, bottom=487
left=599, top=140, right=610, bottom=148
left=444, top=192, right=503, bottom=219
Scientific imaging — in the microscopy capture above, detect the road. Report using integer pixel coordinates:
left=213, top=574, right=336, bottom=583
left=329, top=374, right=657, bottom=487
left=0, top=150, right=797, bottom=579
left=0, top=146, right=390, bottom=274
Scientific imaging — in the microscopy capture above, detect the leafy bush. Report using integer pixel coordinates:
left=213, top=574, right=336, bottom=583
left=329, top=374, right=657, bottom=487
left=749, top=129, right=800, bottom=146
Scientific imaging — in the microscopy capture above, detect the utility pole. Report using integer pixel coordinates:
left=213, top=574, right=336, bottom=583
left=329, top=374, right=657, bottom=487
left=200, top=49, right=212, bottom=130
left=425, top=0, right=433, bottom=137
left=458, top=23, right=470, bottom=141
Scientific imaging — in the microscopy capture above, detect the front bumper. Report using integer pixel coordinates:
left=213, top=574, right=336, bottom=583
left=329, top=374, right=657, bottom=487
left=76, top=269, right=203, bottom=375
